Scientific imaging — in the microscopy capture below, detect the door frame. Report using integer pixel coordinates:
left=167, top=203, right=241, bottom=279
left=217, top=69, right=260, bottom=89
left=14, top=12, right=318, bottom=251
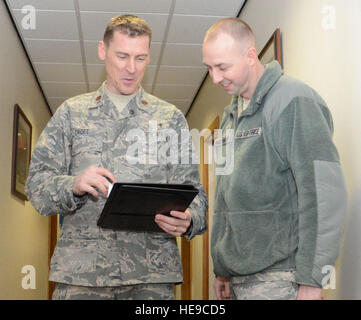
left=48, top=215, right=58, bottom=299
left=201, top=116, right=220, bottom=300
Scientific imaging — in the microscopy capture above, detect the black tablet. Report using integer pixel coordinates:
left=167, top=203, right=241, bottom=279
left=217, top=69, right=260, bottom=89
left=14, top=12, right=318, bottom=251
left=97, top=183, right=199, bottom=232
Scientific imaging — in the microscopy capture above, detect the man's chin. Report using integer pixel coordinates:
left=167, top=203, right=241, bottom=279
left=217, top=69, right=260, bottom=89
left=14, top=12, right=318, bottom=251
left=224, top=87, right=237, bottom=95
left=221, top=84, right=236, bottom=95
left=118, top=85, right=139, bottom=95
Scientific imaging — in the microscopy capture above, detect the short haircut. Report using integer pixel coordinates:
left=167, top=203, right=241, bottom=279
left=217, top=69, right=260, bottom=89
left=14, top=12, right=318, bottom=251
left=103, top=14, right=152, bottom=46
left=204, top=18, right=255, bottom=52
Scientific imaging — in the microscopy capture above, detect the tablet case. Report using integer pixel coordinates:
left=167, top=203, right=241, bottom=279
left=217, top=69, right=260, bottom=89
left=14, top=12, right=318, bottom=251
left=97, top=183, right=199, bottom=232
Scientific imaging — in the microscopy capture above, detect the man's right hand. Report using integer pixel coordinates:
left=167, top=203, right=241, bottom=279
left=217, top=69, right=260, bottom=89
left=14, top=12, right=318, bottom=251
left=73, top=165, right=116, bottom=198
left=214, top=277, right=231, bottom=300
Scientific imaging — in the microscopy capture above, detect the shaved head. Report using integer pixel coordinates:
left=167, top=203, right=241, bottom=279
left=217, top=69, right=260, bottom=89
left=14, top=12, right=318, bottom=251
left=202, top=18, right=264, bottom=99
left=204, top=18, right=255, bottom=54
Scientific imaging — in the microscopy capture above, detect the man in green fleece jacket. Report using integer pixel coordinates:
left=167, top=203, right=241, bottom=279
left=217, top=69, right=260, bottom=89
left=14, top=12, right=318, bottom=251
left=202, top=18, right=347, bottom=300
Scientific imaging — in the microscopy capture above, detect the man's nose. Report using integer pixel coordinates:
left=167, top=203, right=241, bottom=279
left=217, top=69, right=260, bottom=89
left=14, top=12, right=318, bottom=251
left=126, top=59, right=136, bottom=73
left=210, top=70, right=222, bottom=85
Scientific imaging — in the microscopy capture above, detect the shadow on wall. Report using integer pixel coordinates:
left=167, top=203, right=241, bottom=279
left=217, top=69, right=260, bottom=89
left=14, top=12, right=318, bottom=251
left=338, top=182, right=361, bottom=299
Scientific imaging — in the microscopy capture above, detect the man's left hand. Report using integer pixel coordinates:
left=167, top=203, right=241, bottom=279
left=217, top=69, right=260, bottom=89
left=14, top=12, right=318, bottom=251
left=155, top=209, right=192, bottom=236
left=296, top=285, right=323, bottom=300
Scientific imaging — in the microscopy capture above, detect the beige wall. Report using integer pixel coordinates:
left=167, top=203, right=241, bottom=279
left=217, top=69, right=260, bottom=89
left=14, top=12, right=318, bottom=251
left=0, top=1, right=51, bottom=299
left=187, top=76, right=230, bottom=132
left=186, top=0, right=361, bottom=300
left=186, top=76, right=230, bottom=300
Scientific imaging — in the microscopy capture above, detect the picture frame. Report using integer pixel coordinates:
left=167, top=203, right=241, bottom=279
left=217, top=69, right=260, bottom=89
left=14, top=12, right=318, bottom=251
left=258, top=28, right=283, bottom=68
left=11, top=104, right=32, bottom=201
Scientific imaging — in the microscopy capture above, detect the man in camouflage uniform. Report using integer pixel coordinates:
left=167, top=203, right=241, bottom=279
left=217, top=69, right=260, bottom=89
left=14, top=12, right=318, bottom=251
left=25, top=15, right=208, bottom=300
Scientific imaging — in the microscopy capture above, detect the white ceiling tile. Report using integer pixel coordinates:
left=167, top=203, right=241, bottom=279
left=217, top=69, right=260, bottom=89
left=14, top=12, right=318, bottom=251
left=141, top=84, right=152, bottom=92
left=47, top=97, right=68, bottom=113
left=179, top=104, right=191, bottom=115
left=161, top=43, right=203, bottom=66
left=83, top=41, right=103, bottom=64
left=167, top=15, right=223, bottom=44
left=153, top=85, right=198, bottom=100
left=78, top=0, right=171, bottom=13
left=41, top=82, right=88, bottom=98
left=174, top=0, right=244, bottom=16
left=142, top=66, right=157, bottom=85
left=89, top=82, right=104, bottom=92
left=80, top=12, right=168, bottom=42
left=34, top=63, right=85, bottom=82
left=25, top=39, right=82, bottom=63
left=11, top=9, right=78, bottom=40
left=84, top=41, right=161, bottom=65
left=86, top=64, right=106, bottom=83
left=7, top=0, right=75, bottom=10
left=149, top=43, right=162, bottom=65
left=87, top=64, right=156, bottom=85
left=6, top=0, right=245, bottom=118
left=84, top=42, right=101, bottom=64
left=157, top=66, right=207, bottom=85
left=165, top=99, right=192, bottom=114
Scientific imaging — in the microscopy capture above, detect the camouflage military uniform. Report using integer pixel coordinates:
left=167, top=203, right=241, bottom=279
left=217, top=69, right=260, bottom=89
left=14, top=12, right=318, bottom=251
left=52, top=282, right=174, bottom=300
left=230, top=270, right=299, bottom=300
left=25, top=82, right=208, bottom=297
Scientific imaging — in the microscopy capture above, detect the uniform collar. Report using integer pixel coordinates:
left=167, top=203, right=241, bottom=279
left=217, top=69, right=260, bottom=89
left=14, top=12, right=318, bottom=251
left=253, top=60, right=283, bottom=105
left=88, top=81, right=151, bottom=119
left=227, top=60, right=283, bottom=119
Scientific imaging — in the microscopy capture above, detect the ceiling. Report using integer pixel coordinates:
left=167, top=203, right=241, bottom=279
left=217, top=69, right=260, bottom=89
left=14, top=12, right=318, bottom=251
left=5, top=0, right=245, bottom=115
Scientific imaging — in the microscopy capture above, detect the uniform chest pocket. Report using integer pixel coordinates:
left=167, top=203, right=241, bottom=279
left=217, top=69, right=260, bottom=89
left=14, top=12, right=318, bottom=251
left=70, top=134, right=103, bottom=174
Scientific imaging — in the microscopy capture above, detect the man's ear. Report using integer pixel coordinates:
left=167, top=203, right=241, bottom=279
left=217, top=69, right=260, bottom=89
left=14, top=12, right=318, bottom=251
left=98, top=41, right=106, bottom=61
left=247, top=47, right=258, bottom=66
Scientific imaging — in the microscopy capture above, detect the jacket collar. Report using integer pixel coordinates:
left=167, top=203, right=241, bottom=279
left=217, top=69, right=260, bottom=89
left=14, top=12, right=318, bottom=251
left=253, top=60, right=283, bottom=105
left=228, top=60, right=283, bottom=118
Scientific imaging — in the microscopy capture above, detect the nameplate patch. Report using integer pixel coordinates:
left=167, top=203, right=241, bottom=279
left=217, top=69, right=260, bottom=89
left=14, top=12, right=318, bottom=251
left=236, top=127, right=262, bottom=139
left=75, top=129, right=89, bottom=135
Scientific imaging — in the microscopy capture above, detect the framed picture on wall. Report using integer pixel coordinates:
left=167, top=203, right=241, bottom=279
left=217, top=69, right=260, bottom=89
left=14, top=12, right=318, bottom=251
left=11, top=104, right=32, bottom=201
left=258, top=28, right=283, bottom=68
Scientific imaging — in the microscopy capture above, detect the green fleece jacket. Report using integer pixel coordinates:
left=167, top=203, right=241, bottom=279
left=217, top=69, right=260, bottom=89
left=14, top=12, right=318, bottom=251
left=211, top=61, right=347, bottom=287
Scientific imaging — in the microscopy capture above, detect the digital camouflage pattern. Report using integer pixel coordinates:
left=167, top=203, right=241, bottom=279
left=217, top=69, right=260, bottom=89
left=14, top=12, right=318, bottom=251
left=25, top=82, right=208, bottom=287
left=230, top=270, right=299, bottom=300
left=52, top=282, right=174, bottom=300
